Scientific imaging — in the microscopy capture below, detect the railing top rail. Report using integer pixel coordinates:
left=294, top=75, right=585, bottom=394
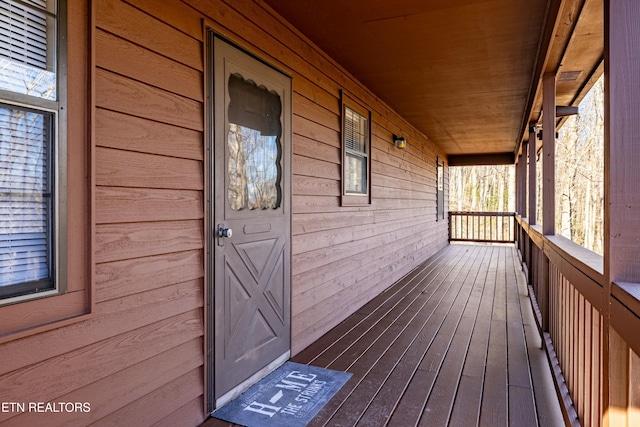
left=449, top=211, right=516, bottom=217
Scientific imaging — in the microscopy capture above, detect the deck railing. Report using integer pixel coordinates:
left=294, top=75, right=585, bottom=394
left=450, top=213, right=640, bottom=425
left=515, top=216, right=640, bottom=427
left=448, top=211, right=515, bottom=243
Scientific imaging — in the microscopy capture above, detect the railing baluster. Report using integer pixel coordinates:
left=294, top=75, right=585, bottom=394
left=466, top=214, right=469, bottom=240
left=485, top=215, right=488, bottom=241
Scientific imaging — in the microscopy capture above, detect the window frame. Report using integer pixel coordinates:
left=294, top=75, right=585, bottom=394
left=436, top=157, right=444, bottom=221
left=0, top=0, right=65, bottom=304
left=341, top=91, right=371, bottom=206
left=0, top=0, right=92, bottom=342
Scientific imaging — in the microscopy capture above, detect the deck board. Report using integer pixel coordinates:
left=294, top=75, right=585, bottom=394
left=313, top=253, right=469, bottom=425
left=201, top=244, right=563, bottom=427
left=355, top=247, right=488, bottom=426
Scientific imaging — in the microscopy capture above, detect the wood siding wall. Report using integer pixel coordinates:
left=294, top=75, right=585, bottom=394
left=0, top=0, right=447, bottom=425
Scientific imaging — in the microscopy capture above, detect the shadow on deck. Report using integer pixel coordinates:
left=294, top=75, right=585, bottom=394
left=204, top=243, right=564, bottom=427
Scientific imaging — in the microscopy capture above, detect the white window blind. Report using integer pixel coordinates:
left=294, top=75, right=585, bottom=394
left=0, top=0, right=56, bottom=100
left=0, top=0, right=48, bottom=69
left=0, top=105, right=52, bottom=288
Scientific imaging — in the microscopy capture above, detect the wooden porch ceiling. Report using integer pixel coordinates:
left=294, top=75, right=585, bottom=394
left=262, top=0, right=603, bottom=161
left=204, top=244, right=563, bottom=426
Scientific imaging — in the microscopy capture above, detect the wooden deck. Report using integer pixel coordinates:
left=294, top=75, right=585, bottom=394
left=203, top=244, right=564, bottom=426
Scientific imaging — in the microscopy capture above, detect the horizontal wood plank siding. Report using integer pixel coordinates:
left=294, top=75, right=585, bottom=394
left=0, top=1, right=208, bottom=425
left=0, top=0, right=447, bottom=425
left=186, top=0, right=447, bottom=354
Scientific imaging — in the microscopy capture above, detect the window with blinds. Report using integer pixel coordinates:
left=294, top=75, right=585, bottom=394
left=437, top=158, right=444, bottom=220
left=0, top=0, right=58, bottom=302
left=343, top=105, right=369, bottom=195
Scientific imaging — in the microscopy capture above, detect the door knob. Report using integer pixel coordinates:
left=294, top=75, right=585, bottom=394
left=218, top=227, right=233, bottom=238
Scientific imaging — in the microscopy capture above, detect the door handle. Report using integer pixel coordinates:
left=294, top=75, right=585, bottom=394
left=217, top=225, right=232, bottom=246
left=218, top=227, right=233, bottom=238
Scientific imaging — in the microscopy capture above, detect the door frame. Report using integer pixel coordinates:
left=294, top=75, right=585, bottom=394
left=204, top=28, right=293, bottom=414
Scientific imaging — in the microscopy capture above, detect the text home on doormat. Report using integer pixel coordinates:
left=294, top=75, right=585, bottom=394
left=213, top=361, right=352, bottom=427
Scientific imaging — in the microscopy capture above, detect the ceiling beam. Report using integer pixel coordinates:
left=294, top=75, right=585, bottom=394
left=448, top=152, right=516, bottom=166
left=556, top=105, right=579, bottom=116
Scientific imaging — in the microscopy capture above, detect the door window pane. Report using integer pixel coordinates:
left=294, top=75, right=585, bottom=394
left=227, top=73, right=282, bottom=211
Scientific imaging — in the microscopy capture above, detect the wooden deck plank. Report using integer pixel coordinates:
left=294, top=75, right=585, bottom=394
left=386, top=246, right=491, bottom=426
left=480, top=320, right=508, bottom=427
left=506, top=256, right=534, bottom=388
left=294, top=245, right=463, bottom=368
left=447, top=246, right=502, bottom=426
left=351, top=249, right=487, bottom=425
left=201, top=244, right=563, bottom=427
left=329, top=247, right=471, bottom=370
left=505, top=247, right=538, bottom=427
left=417, top=246, right=495, bottom=426
left=509, top=385, right=539, bottom=427
left=448, top=375, right=485, bottom=426
left=344, top=247, right=492, bottom=426
left=479, top=247, right=509, bottom=427
left=307, top=246, right=484, bottom=426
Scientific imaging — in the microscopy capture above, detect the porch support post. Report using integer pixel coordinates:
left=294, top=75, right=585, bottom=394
left=516, top=141, right=527, bottom=256
left=515, top=148, right=521, bottom=216
left=539, top=73, right=555, bottom=340
left=519, top=140, right=528, bottom=217
left=528, top=125, right=537, bottom=225
left=604, top=1, right=640, bottom=426
left=542, top=72, right=556, bottom=236
left=604, top=0, right=640, bottom=309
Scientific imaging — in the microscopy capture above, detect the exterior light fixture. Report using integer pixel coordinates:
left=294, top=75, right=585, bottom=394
left=393, top=134, right=406, bottom=149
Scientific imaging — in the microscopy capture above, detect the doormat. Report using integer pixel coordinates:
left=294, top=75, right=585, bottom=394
left=212, top=361, right=352, bottom=427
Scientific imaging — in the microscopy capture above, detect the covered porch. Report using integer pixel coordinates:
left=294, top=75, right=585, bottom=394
left=204, top=243, right=563, bottom=426
left=2, top=0, right=640, bottom=425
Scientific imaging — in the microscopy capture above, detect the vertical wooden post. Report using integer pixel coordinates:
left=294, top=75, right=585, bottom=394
left=542, top=72, right=556, bottom=236
left=520, top=140, right=528, bottom=217
left=528, top=125, right=537, bottom=225
left=517, top=140, right=528, bottom=256
left=604, top=1, right=640, bottom=426
left=604, top=1, right=640, bottom=292
left=515, top=151, right=521, bottom=216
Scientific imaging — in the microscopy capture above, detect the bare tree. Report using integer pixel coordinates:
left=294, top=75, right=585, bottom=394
left=448, top=78, right=603, bottom=255
left=556, top=76, right=604, bottom=254
left=449, top=165, right=515, bottom=212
